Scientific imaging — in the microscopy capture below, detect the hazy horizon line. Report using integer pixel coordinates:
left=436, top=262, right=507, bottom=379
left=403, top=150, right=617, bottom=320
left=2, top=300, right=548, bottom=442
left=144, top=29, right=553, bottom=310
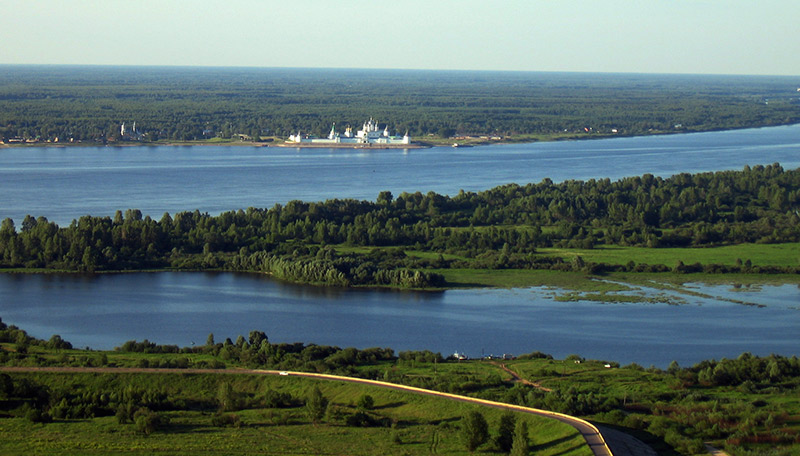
left=2, top=62, right=797, bottom=79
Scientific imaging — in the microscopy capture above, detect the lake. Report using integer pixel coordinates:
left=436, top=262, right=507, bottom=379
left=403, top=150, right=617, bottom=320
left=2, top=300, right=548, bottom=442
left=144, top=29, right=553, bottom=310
left=0, top=272, right=798, bottom=368
left=1, top=125, right=799, bottom=367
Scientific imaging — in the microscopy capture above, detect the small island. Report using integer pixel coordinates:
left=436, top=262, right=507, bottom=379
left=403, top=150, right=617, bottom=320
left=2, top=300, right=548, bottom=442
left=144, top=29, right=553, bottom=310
left=0, top=164, right=797, bottom=299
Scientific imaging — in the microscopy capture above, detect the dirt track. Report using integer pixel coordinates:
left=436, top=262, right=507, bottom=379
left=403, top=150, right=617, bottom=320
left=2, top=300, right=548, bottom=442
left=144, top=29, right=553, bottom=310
left=490, top=361, right=553, bottom=392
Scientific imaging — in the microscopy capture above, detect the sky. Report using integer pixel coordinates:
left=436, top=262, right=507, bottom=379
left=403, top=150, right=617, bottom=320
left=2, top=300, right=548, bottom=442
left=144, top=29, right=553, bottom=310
left=1, top=0, right=799, bottom=76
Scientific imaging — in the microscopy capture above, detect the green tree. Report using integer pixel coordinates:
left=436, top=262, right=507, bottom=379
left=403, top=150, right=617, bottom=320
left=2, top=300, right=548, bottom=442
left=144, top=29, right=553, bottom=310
left=305, top=386, right=328, bottom=426
left=47, top=334, right=72, bottom=350
left=217, top=382, right=238, bottom=412
left=235, top=335, right=246, bottom=348
left=438, top=126, right=456, bottom=138
left=510, top=419, right=530, bottom=456
left=0, top=373, right=13, bottom=400
left=377, top=190, right=393, bottom=206
left=134, top=407, right=167, bottom=435
left=495, top=411, right=516, bottom=453
left=248, top=330, right=267, bottom=347
left=461, top=410, right=489, bottom=452
left=667, top=360, right=681, bottom=375
left=81, top=246, right=97, bottom=272
left=1, top=218, right=16, bottom=235
left=14, top=331, right=30, bottom=354
left=357, top=394, right=374, bottom=411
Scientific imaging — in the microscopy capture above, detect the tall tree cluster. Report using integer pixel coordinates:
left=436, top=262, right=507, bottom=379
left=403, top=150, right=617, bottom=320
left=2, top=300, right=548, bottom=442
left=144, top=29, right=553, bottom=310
left=0, top=164, right=798, bottom=286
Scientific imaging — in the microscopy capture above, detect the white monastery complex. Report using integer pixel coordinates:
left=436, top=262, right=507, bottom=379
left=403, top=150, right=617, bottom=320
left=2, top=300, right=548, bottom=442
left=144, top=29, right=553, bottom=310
left=287, top=118, right=410, bottom=146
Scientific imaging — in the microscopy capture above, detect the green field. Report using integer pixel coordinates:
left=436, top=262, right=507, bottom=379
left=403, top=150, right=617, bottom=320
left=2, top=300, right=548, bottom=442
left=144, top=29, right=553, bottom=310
left=2, top=321, right=799, bottom=456
left=0, top=371, right=587, bottom=456
left=540, top=243, right=800, bottom=269
left=502, top=356, right=800, bottom=455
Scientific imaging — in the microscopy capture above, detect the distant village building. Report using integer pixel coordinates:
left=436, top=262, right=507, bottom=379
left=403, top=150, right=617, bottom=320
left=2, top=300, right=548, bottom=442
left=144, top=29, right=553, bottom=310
left=288, top=118, right=410, bottom=145
left=120, top=122, right=144, bottom=141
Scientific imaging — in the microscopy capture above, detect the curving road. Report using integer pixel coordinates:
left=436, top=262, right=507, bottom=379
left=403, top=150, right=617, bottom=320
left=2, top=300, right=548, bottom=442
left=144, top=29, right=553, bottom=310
left=1, top=366, right=613, bottom=456
left=282, top=370, right=613, bottom=456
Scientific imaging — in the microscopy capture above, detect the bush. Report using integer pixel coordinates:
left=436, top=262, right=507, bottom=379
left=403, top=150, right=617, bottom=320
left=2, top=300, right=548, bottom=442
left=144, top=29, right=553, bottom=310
left=133, top=407, right=168, bottom=435
left=263, top=389, right=294, bottom=408
left=22, top=403, right=51, bottom=423
left=211, top=412, right=241, bottom=428
left=357, top=394, right=374, bottom=411
left=345, top=410, right=389, bottom=428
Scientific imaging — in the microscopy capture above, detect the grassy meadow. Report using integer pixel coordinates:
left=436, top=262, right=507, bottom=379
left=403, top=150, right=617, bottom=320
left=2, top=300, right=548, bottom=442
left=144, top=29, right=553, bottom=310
left=0, top=371, right=587, bottom=456
left=539, top=243, right=800, bottom=269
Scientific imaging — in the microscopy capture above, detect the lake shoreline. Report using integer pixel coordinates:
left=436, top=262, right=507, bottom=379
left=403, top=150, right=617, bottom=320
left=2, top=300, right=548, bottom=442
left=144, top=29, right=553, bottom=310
left=2, top=271, right=797, bottom=366
left=1, top=267, right=797, bottom=299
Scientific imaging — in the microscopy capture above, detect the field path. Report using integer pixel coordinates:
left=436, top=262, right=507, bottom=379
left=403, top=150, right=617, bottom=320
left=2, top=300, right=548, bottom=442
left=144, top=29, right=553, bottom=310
left=705, top=444, right=731, bottom=456
left=1, top=366, right=613, bottom=456
left=490, top=361, right=553, bottom=391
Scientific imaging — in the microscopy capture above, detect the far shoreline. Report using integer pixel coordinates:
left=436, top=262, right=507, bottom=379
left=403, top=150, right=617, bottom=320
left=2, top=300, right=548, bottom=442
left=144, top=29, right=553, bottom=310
left=3, top=122, right=798, bottom=150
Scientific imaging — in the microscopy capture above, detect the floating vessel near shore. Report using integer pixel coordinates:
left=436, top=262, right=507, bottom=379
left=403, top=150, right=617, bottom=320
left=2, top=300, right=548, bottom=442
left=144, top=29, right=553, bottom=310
left=281, top=118, right=418, bottom=148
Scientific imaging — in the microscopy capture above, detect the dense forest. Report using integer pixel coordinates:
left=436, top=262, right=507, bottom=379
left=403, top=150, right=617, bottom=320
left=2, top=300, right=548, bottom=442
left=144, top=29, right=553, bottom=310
left=0, top=164, right=798, bottom=287
left=1, top=65, right=799, bottom=142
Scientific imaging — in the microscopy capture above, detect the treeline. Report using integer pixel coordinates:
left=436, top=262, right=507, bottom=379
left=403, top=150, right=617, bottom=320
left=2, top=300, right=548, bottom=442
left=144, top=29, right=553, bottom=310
left=1, top=66, right=799, bottom=142
left=113, top=331, right=450, bottom=380
left=0, top=164, right=799, bottom=286
left=229, top=249, right=444, bottom=288
left=0, top=317, right=72, bottom=354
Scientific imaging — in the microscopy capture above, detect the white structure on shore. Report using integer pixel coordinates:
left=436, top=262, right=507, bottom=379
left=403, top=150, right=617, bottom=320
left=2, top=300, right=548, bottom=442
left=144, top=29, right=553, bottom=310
left=288, top=118, right=410, bottom=145
left=120, top=122, right=144, bottom=140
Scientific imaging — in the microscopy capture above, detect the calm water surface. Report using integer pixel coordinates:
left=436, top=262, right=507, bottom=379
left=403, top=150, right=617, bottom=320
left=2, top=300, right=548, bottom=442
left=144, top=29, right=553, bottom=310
left=1, top=125, right=799, bottom=366
left=0, top=272, right=797, bottom=367
left=1, top=124, right=799, bottom=226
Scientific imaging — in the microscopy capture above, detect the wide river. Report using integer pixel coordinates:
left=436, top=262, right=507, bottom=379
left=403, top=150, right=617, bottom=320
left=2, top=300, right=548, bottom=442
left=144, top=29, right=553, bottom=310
left=1, top=125, right=799, bottom=367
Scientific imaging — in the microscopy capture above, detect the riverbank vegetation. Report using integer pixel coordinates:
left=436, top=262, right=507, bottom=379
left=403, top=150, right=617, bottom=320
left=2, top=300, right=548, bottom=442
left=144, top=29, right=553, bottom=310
left=1, top=66, right=799, bottom=144
left=1, top=323, right=798, bottom=455
left=0, top=164, right=798, bottom=291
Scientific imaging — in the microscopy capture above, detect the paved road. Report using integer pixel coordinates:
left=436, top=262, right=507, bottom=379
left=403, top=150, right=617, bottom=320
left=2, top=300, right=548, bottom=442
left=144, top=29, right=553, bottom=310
left=491, top=362, right=656, bottom=456
left=1, top=366, right=613, bottom=456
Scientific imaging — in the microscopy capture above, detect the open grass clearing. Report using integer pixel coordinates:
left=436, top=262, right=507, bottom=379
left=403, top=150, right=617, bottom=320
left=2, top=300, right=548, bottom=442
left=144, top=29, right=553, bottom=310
left=541, top=243, right=800, bottom=268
